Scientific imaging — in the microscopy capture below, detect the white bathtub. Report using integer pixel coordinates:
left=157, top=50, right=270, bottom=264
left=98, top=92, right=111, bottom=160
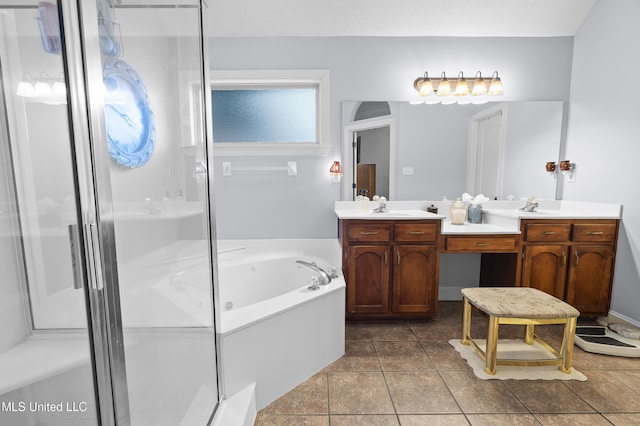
left=215, top=239, right=345, bottom=412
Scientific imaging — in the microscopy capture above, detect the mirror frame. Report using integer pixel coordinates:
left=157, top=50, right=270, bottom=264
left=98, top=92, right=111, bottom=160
left=341, top=115, right=396, bottom=201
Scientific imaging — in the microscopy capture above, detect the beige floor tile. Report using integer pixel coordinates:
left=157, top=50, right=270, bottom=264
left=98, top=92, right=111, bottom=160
left=374, top=341, right=434, bottom=371
left=325, top=341, right=381, bottom=371
left=602, top=413, right=640, bottom=426
left=262, top=372, right=327, bottom=415
left=411, top=321, right=460, bottom=341
left=439, top=369, right=527, bottom=414
left=328, top=371, right=394, bottom=414
left=565, top=370, right=640, bottom=412
left=366, top=323, right=417, bottom=341
left=256, top=414, right=329, bottom=426
left=384, top=371, right=461, bottom=414
left=420, top=340, right=469, bottom=370
left=533, top=413, right=612, bottom=425
left=398, top=414, right=470, bottom=425
left=329, top=414, right=399, bottom=425
left=466, top=413, right=541, bottom=426
left=504, top=380, right=594, bottom=413
left=606, top=369, right=640, bottom=393
left=345, top=323, right=373, bottom=340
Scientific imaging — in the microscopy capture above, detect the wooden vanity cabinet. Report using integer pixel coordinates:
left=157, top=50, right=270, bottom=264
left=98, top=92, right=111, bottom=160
left=520, top=219, right=619, bottom=316
left=340, top=219, right=439, bottom=319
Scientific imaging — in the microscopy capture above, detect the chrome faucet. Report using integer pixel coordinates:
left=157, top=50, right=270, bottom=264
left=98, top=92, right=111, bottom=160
left=373, top=196, right=388, bottom=213
left=519, top=197, right=539, bottom=212
left=296, top=260, right=332, bottom=286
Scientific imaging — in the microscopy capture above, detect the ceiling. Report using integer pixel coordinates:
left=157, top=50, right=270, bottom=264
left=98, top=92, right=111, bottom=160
left=209, top=0, right=597, bottom=38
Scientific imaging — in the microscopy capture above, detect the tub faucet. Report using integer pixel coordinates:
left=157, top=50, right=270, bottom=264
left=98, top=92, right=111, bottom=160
left=296, top=260, right=332, bottom=285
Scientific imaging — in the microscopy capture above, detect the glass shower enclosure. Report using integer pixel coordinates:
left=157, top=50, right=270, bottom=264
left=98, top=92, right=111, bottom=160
left=0, top=1, right=220, bottom=424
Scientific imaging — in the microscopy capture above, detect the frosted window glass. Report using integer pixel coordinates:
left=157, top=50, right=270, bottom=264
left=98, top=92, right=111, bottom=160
left=212, top=88, right=317, bottom=143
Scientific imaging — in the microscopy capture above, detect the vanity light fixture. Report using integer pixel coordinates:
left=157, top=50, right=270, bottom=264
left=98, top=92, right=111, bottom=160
left=488, top=71, right=504, bottom=96
left=412, top=70, right=503, bottom=104
left=329, top=160, right=343, bottom=183
left=454, top=72, right=470, bottom=97
left=435, top=72, right=451, bottom=97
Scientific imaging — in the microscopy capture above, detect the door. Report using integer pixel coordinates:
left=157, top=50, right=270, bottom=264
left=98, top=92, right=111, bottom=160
left=392, top=245, right=436, bottom=313
left=347, top=245, right=390, bottom=314
left=0, top=3, right=101, bottom=423
left=521, top=245, right=568, bottom=299
left=566, top=245, right=614, bottom=315
left=0, top=1, right=220, bottom=425
left=475, top=112, right=503, bottom=198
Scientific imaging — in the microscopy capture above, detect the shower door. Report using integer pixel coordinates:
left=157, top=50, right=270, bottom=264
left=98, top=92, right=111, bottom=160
left=0, top=1, right=220, bottom=425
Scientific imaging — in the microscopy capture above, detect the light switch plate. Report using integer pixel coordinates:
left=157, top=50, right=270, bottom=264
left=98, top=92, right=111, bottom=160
left=402, top=167, right=414, bottom=175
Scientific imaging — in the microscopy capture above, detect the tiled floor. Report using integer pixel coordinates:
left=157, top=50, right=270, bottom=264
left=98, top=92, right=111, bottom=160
left=254, top=301, right=640, bottom=425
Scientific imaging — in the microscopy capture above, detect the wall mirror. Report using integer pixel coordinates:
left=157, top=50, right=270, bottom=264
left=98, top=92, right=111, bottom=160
left=341, top=100, right=565, bottom=202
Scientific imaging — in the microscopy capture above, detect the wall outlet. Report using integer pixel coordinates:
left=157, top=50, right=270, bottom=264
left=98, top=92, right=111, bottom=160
left=402, top=167, right=414, bottom=176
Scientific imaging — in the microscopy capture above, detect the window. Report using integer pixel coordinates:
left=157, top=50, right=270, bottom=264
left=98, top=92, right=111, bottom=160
left=210, top=70, right=330, bottom=156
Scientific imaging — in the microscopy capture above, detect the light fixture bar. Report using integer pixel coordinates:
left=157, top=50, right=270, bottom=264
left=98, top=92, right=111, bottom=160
left=413, top=70, right=503, bottom=98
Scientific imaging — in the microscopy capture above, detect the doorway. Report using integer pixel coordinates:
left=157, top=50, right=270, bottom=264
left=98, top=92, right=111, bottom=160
left=467, top=104, right=506, bottom=200
left=342, top=112, right=396, bottom=201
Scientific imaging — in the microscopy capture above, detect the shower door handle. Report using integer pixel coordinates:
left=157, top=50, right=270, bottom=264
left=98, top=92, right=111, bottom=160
left=68, top=224, right=86, bottom=290
left=84, top=223, right=104, bottom=291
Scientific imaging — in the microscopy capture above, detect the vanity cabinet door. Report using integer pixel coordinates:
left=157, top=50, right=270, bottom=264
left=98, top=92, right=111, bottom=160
left=346, top=245, right=390, bottom=314
left=565, top=245, right=614, bottom=316
left=392, top=245, right=436, bottom=314
left=521, top=245, right=568, bottom=299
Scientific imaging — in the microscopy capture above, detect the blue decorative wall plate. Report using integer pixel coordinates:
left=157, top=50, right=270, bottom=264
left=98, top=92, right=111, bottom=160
left=103, top=59, right=155, bottom=168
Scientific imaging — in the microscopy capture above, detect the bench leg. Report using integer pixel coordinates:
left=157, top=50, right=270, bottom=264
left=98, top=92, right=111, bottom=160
left=485, top=315, right=499, bottom=375
left=560, top=317, right=577, bottom=373
left=525, top=324, right=535, bottom=344
left=461, top=297, right=472, bottom=345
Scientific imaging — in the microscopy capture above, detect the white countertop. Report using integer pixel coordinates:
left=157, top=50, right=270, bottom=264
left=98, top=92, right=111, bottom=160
left=335, top=200, right=622, bottom=235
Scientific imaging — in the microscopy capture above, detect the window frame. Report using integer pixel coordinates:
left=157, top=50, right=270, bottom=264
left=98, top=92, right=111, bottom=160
left=210, top=69, right=330, bottom=156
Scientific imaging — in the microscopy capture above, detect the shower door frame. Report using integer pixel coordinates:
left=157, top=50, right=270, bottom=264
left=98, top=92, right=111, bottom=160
left=62, top=0, right=221, bottom=424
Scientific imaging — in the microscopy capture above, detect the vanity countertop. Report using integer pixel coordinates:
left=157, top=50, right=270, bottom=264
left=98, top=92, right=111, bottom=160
left=335, top=200, right=622, bottom=234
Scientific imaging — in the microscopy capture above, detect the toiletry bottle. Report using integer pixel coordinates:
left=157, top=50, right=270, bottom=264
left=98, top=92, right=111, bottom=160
left=449, top=198, right=467, bottom=225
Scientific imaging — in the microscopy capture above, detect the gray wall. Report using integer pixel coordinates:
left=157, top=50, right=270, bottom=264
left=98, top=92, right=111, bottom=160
left=210, top=36, right=574, bottom=239
left=564, top=0, right=640, bottom=323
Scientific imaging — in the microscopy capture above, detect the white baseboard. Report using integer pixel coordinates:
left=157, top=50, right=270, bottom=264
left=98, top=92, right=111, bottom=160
left=607, top=310, right=640, bottom=328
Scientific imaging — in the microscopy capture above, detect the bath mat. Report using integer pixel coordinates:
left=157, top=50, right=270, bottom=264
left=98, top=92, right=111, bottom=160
left=449, top=339, right=587, bottom=381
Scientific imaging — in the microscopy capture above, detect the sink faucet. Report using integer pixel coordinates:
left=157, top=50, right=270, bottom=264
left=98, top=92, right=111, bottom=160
left=373, top=196, right=388, bottom=213
left=519, top=197, right=539, bottom=212
left=296, top=260, right=332, bottom=286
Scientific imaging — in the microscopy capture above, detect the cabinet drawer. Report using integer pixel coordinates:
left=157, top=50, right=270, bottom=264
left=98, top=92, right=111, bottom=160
left=572, top=223, right=617, bottom=242
left=347, top=224, right=391, bottom=242
left=394, top=223, right=437, bottom=242
left=524, top=224, right=571, bottom=242
left=445, top=236, right=517, bottom=252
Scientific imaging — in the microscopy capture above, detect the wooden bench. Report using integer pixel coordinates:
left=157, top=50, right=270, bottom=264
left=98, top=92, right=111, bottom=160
left=461, top=287, right=579, bottom=375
